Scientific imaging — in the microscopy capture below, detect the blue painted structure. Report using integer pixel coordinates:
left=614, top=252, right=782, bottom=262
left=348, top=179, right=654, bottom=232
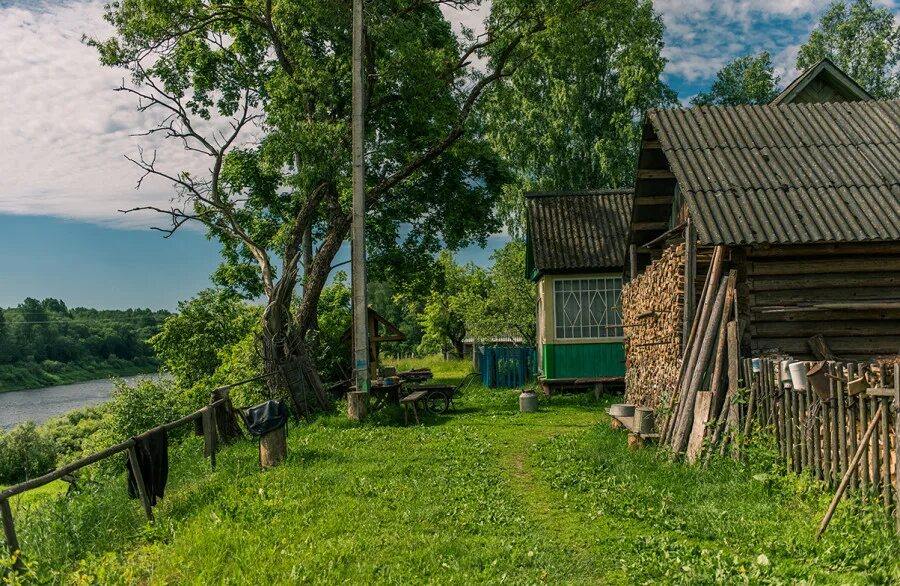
left=480, top=346, right=537, bottom=388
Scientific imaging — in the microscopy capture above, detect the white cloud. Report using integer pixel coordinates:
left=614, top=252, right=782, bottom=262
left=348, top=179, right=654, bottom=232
left=0, top=0, right=238, bottom=228
left=1, top=0, right=895, bottom=228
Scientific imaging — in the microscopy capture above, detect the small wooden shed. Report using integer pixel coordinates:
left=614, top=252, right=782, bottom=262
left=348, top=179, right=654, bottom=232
left=622, top=60, right=900, bottom=407
left=525, top=190, right=633, bottom=392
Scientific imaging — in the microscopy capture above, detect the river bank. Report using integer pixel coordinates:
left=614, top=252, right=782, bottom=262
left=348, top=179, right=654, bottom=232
left=0, top=358, right=159, bottom=394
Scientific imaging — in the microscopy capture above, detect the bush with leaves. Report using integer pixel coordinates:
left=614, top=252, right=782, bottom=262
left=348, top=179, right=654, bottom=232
left=0, top=421, right=58, bottom=484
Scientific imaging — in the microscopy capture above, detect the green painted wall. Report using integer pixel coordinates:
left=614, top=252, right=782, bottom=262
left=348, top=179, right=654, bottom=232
left=542, top=342, right=625, bottom=379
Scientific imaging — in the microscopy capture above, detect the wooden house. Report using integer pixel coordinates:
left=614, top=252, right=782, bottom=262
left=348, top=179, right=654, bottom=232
left=525, top=190, right=633, bottom=393
left=622, top=60, right=900, bottom=408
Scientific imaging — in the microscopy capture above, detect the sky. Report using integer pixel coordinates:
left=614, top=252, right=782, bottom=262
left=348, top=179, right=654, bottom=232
left=0, top=0, right=896, bottom=310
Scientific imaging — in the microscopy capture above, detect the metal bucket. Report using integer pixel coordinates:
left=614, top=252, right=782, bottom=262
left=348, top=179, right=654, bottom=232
left=519, top=390, right=539, bottom=413
left=609, top=404, right=636, bottom=418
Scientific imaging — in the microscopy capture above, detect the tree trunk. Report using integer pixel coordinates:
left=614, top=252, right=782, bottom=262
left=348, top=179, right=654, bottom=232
left=261, top=280, right=333, bottom=417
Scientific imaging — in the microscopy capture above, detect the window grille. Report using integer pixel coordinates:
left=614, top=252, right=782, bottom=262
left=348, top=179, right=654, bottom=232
left=553, top=277, right=623, bottom=339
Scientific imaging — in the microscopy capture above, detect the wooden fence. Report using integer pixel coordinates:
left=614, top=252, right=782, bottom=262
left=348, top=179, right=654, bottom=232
left=0, top=375, right=258, bottom=569
left=713, top=359, right=899, bottom=532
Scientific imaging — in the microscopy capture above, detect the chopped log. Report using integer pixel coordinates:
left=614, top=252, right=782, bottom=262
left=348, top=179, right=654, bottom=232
left=259, top=425, right=287, bottom=469
left=809, top=335, right=837, bottom=361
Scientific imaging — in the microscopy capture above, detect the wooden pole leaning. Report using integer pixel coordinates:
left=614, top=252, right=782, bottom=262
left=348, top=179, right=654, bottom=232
left=817, top=403, right=884, bottom=540
left=1, top=498, right=22, bottom=570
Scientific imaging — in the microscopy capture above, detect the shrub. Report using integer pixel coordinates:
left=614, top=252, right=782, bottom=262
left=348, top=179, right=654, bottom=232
left=107, top=377, right=187, bottom=440
left=0, top=421, right=58, bottom=484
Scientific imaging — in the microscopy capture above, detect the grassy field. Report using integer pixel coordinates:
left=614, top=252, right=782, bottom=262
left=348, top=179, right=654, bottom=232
left=4, top=357, right=899, bottom=584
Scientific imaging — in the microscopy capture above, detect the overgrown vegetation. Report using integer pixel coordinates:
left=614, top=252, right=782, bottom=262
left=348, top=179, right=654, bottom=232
left=0, top=298, right=168, bottom=392
left=3, top=358, right=897, bottom=583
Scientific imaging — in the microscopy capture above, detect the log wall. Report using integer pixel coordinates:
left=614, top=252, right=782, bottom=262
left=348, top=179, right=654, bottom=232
left=740, top=243, right=900, bottom=360
left=622, top=243, right=685, bottom=407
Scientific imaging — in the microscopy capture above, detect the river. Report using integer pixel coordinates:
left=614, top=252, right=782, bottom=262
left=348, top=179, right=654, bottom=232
left=0, top=374, right=161, bottom=430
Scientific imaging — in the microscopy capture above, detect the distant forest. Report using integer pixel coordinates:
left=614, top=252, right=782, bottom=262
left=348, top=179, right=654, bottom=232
left=0, top=298, right=170, bottom=391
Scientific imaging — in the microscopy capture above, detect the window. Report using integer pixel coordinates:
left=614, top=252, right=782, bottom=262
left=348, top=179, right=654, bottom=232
left=553, top=277, right=623, bottom=339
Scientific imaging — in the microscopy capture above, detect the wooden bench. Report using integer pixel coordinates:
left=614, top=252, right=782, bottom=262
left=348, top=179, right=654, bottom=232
left=400, top=390, right=429, bottom=425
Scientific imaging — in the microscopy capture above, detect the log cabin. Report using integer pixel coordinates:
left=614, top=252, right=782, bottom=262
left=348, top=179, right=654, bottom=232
left=525, top=190, right=632, bottom=394
left=623, top=59, right=900, bottom=407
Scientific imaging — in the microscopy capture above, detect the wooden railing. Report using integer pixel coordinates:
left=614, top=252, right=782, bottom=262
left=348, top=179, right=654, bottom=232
left=0, top=372, right=273, bottom=569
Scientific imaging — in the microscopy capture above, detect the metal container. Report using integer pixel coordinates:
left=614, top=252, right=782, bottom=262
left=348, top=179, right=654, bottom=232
left=519, top=390, right=539, bottom=413
left=609, top=404, right=636, bottom=418
left=788, top=362, right=809, bottom=391
left=635, top=407, right=655, bottom=434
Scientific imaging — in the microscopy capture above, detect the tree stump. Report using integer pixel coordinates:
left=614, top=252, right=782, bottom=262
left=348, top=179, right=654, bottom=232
left=259, top=426, right=287, bottom=469
left=347, top=391, right=368, bottom=422
left=627, top=433, right=645, bottom=450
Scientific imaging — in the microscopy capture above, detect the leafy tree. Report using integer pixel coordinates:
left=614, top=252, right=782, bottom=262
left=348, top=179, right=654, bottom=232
left=150, top=289, right=259, bottom=388
left=90, top=0, right=655, bottom=412
left=798, top=0, right=900, bottom=99
left=0, top=422, right=57, bottom=483
left=462, top=240, right=535, bottom=345
left=412, top=252, right=487, bottom=358
left=484, top=0, right=678, bottom=236
left=691, top=52, right=781, bottom=106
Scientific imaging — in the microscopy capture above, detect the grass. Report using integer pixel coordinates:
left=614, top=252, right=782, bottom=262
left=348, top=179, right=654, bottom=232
left=4, top=356, right=899, bottom=584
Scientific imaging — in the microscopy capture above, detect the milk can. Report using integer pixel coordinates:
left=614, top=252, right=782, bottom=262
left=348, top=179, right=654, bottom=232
left=519, top=390, right=539, bottom=413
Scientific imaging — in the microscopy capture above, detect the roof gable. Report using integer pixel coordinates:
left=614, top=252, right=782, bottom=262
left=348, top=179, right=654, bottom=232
left=771, top=58, right=872, bottom=106
left=526, top=190, right=632, bottom=277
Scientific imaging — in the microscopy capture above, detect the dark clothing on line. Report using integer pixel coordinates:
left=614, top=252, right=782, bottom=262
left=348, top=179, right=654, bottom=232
left=126, top=428, right=169, bottom=506
left=242, top=400, right=289, bottom=437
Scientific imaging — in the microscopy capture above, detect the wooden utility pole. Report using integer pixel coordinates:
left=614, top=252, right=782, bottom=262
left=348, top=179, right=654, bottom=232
left=349, top=0, right=370, bottom=418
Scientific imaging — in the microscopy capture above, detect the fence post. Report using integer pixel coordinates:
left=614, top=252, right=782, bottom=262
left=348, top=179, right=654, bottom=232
left=126, top=445, right=155, bottom=522
left=203, top=407, right=218, bottom=470
left=1, top=498, right=22, bottom=571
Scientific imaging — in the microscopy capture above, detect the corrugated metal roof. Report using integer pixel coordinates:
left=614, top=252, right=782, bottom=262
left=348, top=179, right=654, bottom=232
left=648, top=100, right=900, bottom=245
left=526, top=190, right=632, bottom=272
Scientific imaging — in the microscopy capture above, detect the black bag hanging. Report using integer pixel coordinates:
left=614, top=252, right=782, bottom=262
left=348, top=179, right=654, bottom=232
left=242, top=399, right=289, bottom=437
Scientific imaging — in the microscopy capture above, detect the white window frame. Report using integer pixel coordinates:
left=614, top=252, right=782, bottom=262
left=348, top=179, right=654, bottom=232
left=552, top=276, right=623, bottom=340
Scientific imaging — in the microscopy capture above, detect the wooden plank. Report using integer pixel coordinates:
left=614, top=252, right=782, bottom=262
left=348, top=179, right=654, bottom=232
left=859, top=392, right=869, bottom=492
left=750, top=309, right=900, bottom=322
left=836, top=369, right=848, bottom=484
left=637, top=169, right=675, bottom=179
left=799, top=388, right=808, bottom=472
left=822, top=387, right=833, bottom=485
left=748, top=272, right=900, bottom=292
left=683, top=221, right=697, bottom=346
left=895, top=364, right=900, bottom=532
left=750, top=287, right=900, bottom=305
left=749, top=321, right=900, bottom=338
left=846, top=365, right=858, bottom=491
left=632, top=221, right=669, bottom=231
left=747, top=257, right=900, bottom=275
left=686, top=391, right=713, bottom=463
left=672, top=275, right=731, bottom=453
left=880, top=397, right=892, bottom=510
left=751, top=337, right=900, bottom=356
left=634, top=195, right=673, bottom=205
left=747, top=243, right=900, bottom=258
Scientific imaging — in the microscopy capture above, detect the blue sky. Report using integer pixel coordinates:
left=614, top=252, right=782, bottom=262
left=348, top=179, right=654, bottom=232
left=0, top=0, right=896, bottom=310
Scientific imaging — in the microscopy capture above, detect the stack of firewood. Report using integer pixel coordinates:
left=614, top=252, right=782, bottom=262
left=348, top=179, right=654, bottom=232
left=622, top=243, right=685, bottom=408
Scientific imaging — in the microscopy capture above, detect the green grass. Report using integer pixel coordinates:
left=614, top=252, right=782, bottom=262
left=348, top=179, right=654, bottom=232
left=4, top=357, right=899, bottom=584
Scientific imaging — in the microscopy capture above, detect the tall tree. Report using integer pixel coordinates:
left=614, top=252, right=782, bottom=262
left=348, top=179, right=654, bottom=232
left=798, top=0, right=900, bottom=99
left=483, top=0, right=677, bottom=236
left=462, top=240, right=535, bottom=346
left=691, top=52, right=781, bottom=107
left=90, top=0, right=623, bottom=413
